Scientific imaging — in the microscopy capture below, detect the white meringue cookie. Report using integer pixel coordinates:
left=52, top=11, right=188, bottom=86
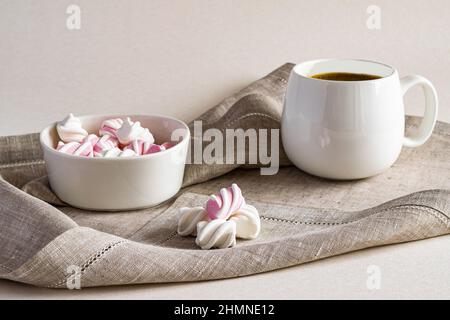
left=99, top=118, right=123, bottom=137
left=229, top=204, right=260, bottom=239
left=56, top=113, right=88, bottom=143
left=195, top=219, right=236, bottom=250
left=116, top=117, right=154, bottom=145
left=101, top=147, right=122, bottom=158
left=119, top=148, right=137, bottom=157
left=100, top=147, right=137, bottom=158
left=140, top=128, right=154, bottom=143
left=177, top=199, right=261, bottom=250
left=177, top=207, right=208, bottom=236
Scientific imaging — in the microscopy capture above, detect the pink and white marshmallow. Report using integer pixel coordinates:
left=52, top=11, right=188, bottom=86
left=56, top=141, right=93, bottom=157
left=205, top=183, right=245, bottom=220
left=83, top=134, right=100, bottom=146
left=100, top=147, right=137, bottom=158
left=115, top=117, right=154, bottom=145
left=177, top=183, right=260, bottom=250
left=55, top=115, right=173, bottom=158
left=82, top=134, right=119, bottom=157
left=124, top=139, right=166, bottom=155
left=161, top=142, right=174, bottom=150
left=146, top=144, right=165, bottom=154
left=99, top=118, right=123, bottom=137
left=94, top=135, right=119, bottom=155
left=56, top=113, right=88, bottom=143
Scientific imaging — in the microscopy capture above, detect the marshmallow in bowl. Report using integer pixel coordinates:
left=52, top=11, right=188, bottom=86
left=99, top=118, right=123, bottom=137
left=56, top=113, right=88, bottom=143
left=100, top=147, right=137, bottom=158
left=54, top=114, right=174, bottom=158
left=161, top=142, right=174, bottom=150
left=91, top=134, right=119, bottom=156
left=83, top=134, right=100, bottom=146
left=79, top=134, right=120, bottom=157
left=116, top=117, right=154, bottom=145
left=124, top=139, right=166, bottom=155
left=56, top=141, right=93, bottom=157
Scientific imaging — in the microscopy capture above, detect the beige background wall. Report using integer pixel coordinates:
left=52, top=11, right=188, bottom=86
left=1, top=1, right=450, bottom=299
left=1, top=0, right=449, bottom=135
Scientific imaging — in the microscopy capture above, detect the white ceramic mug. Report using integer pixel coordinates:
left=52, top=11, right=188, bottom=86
left=281, top=59, right=438, bottom=179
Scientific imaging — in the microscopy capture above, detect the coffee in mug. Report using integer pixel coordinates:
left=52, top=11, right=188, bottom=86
left=282, top=59, right=438, bottom=179
left=310, top=72, right=381, bottom=81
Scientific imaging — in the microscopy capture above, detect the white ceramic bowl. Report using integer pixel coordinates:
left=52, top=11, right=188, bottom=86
left=40, top=114, right=190, bottom=211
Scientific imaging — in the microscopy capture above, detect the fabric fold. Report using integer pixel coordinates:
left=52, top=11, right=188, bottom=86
left=0, top=177, right=77, bottom=275
left=2, top=190, right=449, bottom=288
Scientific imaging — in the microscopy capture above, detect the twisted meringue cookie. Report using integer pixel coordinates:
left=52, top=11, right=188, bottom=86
left=54, top=115, right=172, bottom=158
left=177, top=184, right=260, bottom=249
left=99, top=118, right=123, bottom=137
left=124, top=139, right=166, bottom=155
left=56, top=113, right=88, bottom=143
left=196, top=219, right=236, bottom=250
left=83, top=134, right=100, bottom=146
left=94, top=135, right=119, bottom=156
left=56, top=141, right=93, bottom=157
left=100, top=147, right=137, bottom=158
left=205, top=183, right=245, bottom=220
left=161, top=142, right=174, bottom=150
left=177, top=207, right=208, bottom=236
left=229, top=204, right=260, bottom=239
left=116, top=117, right=154, bottom=145
left=79, top=134, right=119, bottom=157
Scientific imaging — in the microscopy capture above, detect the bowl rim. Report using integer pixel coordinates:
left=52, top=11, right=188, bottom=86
left=39, top=113, right=190, bottom=162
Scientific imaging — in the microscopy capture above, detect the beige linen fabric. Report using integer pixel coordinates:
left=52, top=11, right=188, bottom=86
left=0, top=63, right=449, bottom=288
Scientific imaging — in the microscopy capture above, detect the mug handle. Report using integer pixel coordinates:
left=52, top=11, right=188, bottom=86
left=400, top=75, right=438, bottom=147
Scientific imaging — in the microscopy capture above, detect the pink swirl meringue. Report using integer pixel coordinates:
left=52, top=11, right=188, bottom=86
left=205, top=183, right=245, bottom=220
left=146, top=144, right=165, bottom=154
left=124, top=140, right=166, bottom=155
left=161, top=142, right=174, bottom=149
left=56, top=141, right=93, bottom=157
left=93, top=134, right=119, bottom=156
left=99, top=118, right=123, bottom=137
left=177, top=183, right=260, bottom=249
left=82, top=134, right=119, bottom=157
left=56, top=141, right=79, bottom=154
left=100, top=147, right=137, bottom=158
left=177, top=207, right=208, bottom=236
left=115, top=117, right=154, bottom=145
left=83, top=134, right=100, bottom=146
left=124, top=139, right=151, bottom=155
left=56, top=113, right=88, bottom=143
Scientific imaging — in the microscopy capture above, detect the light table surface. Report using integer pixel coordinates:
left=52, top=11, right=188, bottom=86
left=1, top=0, right=449, bottom=299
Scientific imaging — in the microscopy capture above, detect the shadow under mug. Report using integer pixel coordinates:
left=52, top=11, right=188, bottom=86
left=281, top=59, right=438, bottom=179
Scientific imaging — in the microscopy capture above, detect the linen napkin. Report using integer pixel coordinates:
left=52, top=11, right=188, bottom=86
left=0, top=63, right=449, bottom=288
